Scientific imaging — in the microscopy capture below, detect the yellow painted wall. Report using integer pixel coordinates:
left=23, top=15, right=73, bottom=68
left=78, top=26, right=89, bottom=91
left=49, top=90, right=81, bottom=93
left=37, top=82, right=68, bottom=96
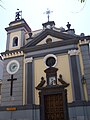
left=34, top=58, right=46, bottom=104
left=56, top=54, right=73, bottom=103
left=34, top=54, right=73, bottom=104
left=78, top=45, right=84, bottom=75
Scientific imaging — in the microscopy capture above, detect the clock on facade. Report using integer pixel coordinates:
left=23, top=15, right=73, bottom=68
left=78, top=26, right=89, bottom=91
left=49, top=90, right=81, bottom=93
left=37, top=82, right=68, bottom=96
left=6, top=60, right=20, bottom=75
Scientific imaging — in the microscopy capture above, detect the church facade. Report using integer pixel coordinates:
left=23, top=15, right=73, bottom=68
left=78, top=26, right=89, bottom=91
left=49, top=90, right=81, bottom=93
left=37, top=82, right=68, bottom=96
left=0, top=10, right=90, bottom=120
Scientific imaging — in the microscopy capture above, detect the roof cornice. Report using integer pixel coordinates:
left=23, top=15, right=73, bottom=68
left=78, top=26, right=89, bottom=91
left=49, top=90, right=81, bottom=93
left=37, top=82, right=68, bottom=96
left=24, top=38, right=79, bottom=53
left=5, top=19, right=31, bottom=32
left=25, top=29, right=77, bottom=48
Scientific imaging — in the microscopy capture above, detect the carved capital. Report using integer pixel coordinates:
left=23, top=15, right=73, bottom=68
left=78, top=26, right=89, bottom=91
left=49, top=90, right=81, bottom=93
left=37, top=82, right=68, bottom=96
left=79, top=39, right=89, bottom=45
left=68, top=49, right=79, bottom=56
left=25, top=57, right=33, bottom=63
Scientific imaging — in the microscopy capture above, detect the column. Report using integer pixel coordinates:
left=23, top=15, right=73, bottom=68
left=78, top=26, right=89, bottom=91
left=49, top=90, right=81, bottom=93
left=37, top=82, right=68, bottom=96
left=68, top=49, right=83, bottom=101
left=6, top=33, right=10, bottom=50
left=79, top=39, right=90, bottom=100
left=25, top=57, right=34, bottom=104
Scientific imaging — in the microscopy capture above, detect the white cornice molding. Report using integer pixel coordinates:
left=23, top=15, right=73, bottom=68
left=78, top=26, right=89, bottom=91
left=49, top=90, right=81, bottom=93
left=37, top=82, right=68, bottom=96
left=25, top=57, right=33, bottom=63
left=2, top=51, right=24, bottom=59
left=68, top=49, right=79, bottom=56
left=79, top=39, right=90, bottom=45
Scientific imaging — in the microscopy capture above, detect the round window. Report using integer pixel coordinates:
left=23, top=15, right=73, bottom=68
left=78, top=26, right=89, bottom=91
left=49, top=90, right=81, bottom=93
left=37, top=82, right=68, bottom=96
left=46, top=38, right=52, bottom=44
left=46, top=57, right=56, bottom=67
left=44, top=54, right=57, bottom=67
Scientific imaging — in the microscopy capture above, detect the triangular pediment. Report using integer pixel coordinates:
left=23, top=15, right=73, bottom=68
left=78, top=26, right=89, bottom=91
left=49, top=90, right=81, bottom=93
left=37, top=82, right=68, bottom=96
left=37, top=35, right=63, bottom=45
left=25, top=29, right=77, bottom=48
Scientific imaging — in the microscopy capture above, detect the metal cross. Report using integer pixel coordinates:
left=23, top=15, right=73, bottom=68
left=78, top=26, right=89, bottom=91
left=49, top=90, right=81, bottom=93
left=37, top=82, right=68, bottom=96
left=7, top=75, right=17, bottom=96
left=44, top=8, right=53, bottom=22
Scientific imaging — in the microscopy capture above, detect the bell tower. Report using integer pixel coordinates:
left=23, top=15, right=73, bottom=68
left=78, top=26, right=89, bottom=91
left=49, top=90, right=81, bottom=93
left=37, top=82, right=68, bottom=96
left=5, top=9, right=31, bottom=51
left=1, top=10, right=32, bottom=106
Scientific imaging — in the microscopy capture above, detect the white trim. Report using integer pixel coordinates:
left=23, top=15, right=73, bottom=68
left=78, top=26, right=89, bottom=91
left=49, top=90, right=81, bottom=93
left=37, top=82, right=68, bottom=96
left=68, top=49, right=79, bottom=56
left=9, top=35, right=21, bottom=51
left=2, top=51, right=23, bottom=59
left=25, top=57, right=33, bottom=63
left=43, top=54, right=57, bottom=68
left=79, top=39, right=89, bottom=45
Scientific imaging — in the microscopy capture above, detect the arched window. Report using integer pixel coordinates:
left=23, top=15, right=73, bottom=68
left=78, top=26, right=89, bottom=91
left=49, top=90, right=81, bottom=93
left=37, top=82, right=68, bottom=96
left=13, top=37, right=18, bottom=47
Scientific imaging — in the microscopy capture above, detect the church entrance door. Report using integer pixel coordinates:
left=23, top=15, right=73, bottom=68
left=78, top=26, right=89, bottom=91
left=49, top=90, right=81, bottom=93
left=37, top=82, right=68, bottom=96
left=44, top=93, right=64, bottom=120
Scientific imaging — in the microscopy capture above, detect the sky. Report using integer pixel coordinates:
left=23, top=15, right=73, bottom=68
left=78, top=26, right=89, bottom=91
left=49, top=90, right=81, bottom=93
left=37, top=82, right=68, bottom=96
left=0, top=0, right=90, bottom=53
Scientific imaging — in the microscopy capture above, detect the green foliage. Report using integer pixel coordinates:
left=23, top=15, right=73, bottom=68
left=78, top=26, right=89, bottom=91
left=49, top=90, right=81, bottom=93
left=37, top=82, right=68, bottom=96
left=0, top=0, right=5, bottom=9
left=80, top=0, right=85, bottom=3
left=0, top=0, right=3, bottom=8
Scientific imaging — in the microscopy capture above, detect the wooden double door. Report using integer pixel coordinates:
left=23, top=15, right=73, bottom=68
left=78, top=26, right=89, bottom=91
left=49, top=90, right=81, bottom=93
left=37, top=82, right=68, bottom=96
left=44, top=93, right=65, bottom=120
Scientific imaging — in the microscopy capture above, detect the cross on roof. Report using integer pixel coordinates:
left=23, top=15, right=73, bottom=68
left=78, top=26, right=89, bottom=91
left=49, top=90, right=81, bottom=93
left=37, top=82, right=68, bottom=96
left=7, top=75, right=17, bottom=96
left=44, top=8, right=53, bottom=22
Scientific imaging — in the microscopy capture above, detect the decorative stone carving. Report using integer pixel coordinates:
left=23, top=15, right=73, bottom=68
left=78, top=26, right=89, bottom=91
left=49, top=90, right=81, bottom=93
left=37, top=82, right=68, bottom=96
left=79, top=39, right=90, bottom=45
left=25, top=57, right=33, bottom=63
left=68, top=49, right=79, bottom=56
left=2, top=51, right=23, bottom=59
left=36, top=77, right=45, bottom=90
